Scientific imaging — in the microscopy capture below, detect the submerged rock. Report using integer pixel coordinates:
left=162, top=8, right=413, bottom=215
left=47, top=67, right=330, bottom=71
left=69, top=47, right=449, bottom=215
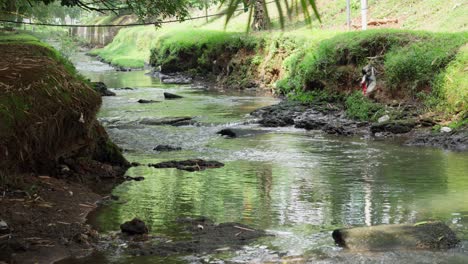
left=139, top=117, right=192, bottom=126
left=125, top=176, right=145, bottom=181
left=159, top=73, right=193, bottom=84
left=161, top=77, right=192, bottom=84
left=332, top=221, right=459, bottom=251
left=153, top=145, right=182, bottom=152
left=163, top=92, right=183, bottom=99
left=126, top=217, right=267, bottom=257
left=115, top=87, right=135, bottom=90
left=91, top=82, right=116, bottom=96
left=217, top=128, right=268, bottom=138
left=217, top=128, right=237, bottom=138
left=149, top=159, right=224, bottom=172
left=137, top=99, right=160, bottom=104
left=120, top=218, right=149, bottom=235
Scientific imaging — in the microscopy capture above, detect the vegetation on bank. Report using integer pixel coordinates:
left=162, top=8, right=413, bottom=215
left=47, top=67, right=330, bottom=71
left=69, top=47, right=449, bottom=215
left=278, top=30, right=467, bottom=117
left=86, top=0, right=467, bottom=124
left=148, top=28, right=466, bottom=121
left=88, top=25, right=159, bottom=68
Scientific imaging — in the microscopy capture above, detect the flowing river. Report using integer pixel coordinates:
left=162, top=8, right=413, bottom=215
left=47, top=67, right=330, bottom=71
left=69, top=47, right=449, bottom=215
left=67, top=53, right=468, bottom=263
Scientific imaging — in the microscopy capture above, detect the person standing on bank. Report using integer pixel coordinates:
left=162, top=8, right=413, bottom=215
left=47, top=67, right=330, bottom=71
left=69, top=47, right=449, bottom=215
left=361, top=64, right=377, bottom=96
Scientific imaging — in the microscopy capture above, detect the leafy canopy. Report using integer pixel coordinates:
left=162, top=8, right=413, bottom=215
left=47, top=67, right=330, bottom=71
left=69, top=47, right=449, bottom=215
left=1, top=0, right=320, bottom=28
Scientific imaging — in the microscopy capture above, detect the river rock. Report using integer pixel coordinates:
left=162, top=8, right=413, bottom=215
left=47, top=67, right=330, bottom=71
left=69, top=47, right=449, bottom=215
left=125, top=176, right=145, bottom=181
left=332, top=221, right=459, bottom=251
left=164, top=92, right=183, bottom=99
left=120, top=218, right=149, bottom=235
left=405, top=129, right=468, bottom=151
left=116, top=87, right=135, bottom=90
left=0, top=219, right=10, bottom=235
left=260, top=114, right=295, bottom=127
left=139, top=117, right=192, bottom=126
left=91, top=82, right=116, bottom=96
left=378, top=114, right=390, bottom=123
left=294, top=117, right=327, bottom=130
left=153, top=145, right=182, bottom=152
left=217, top=128, right=237, bottom=138
left=126, top=218, right=267, bottom=257
left=370, top=120, right=415, bottom=134
left=137, top=99, right=160, bottom=104
left=323, top=123, right=352, bottom=135
left=149, top=159, right=224, bottom=172
left=161, top=77, right=193, bottom=84
left=116, top=66, right=131, bottom=72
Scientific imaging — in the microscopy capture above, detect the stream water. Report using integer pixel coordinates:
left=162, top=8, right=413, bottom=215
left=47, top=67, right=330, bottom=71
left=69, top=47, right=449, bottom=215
left=68, top=53, right=468, bottom=263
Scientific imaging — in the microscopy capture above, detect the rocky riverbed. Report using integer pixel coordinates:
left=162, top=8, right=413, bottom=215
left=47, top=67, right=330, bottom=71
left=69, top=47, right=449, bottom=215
left=250, top=101, right=468, bottom=151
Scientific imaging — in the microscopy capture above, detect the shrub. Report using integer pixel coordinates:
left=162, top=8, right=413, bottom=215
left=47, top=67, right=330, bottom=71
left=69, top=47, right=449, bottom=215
left=345, top=92, right=384, bottom=121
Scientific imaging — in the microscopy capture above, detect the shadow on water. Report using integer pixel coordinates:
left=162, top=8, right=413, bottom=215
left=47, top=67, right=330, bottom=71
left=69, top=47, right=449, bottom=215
left=63, top=52, right=468, bottom=263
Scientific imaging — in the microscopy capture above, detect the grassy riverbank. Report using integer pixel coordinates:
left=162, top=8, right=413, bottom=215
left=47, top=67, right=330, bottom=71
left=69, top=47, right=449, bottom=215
left=89, top=0, right=467, bottom=123
left=149, top=29, right=466, bottom=120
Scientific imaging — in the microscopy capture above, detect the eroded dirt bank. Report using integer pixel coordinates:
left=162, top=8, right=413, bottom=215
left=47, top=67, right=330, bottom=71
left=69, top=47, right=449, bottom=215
left=0, top=33, right=129, bottom=263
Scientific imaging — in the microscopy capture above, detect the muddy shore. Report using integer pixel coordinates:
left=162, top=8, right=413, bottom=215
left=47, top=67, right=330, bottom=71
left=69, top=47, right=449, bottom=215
left=0, top=174, right=125, bottom=263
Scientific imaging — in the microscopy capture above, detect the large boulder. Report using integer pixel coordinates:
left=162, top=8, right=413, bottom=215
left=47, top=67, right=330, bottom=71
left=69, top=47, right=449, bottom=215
left=91, top=82, right=115, bottom=96
left=332, top=222, right=459, bottom=251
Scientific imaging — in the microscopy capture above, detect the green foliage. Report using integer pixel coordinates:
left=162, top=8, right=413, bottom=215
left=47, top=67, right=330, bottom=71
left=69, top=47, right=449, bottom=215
left=149, top=29, right=259, bottom=72
left=448, top=119, right=468, bottom=130
left=277, top=30, right=466, bottom=115
left=288, top=90, right=341, bottom=104
left=431, top=44, right=468, bottom=116
left=89, top=26, right=160, bottom=68
left=345, top=92, right=384, bottom=121
left=384, top=33, right=466, bottom=93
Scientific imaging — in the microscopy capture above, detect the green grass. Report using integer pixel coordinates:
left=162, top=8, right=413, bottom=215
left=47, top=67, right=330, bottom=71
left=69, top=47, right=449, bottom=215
left=89, top=26, right=160, bottom=68
left=149, top=29, right=257, bottom=72
left=345, top=91, right=384, bottom=121
left=432, top=44, right=468, bottom=118
left=276, top=30, right=467, bottom=118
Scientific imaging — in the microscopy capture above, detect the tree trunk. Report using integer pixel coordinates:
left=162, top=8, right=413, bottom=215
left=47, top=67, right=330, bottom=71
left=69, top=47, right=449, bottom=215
left=251, top=0, right=270, bottom=31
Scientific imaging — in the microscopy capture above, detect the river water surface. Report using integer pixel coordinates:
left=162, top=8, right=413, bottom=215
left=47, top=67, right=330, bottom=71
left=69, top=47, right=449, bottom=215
left=69, top=53, right=468, bottom=263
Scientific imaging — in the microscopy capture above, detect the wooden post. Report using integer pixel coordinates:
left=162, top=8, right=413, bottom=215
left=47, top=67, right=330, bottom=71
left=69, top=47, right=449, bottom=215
left=361, top=0, right=367, bottom=30
left=346, top=0, right=351, bottom=30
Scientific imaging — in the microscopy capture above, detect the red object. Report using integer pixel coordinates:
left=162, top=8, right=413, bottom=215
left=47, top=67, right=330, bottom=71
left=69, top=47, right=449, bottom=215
left=361, top=82, right=367, bottom=95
